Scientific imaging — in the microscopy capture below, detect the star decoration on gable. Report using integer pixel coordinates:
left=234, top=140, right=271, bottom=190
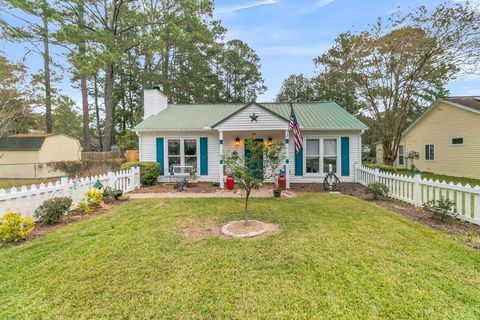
left=250, top=113, right=259, bottom=122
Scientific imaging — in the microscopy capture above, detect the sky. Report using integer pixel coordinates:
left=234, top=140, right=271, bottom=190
left=214, top=0, right=480, bottom=101
left=0, top=0, right=478, bottom=107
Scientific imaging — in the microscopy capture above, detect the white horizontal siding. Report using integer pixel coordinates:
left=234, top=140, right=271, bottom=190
left=216, top=104, right=288, bottom=131
left=139, top=129, right=362, bottom=185
left=289, top=130, right=362, bottom=183
left=139, top=131, right=219, bottom=182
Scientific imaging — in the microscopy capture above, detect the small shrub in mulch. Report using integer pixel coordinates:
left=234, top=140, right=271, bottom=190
left=423, top=197, right=456, bottom=222
left=34, top=197, right=72, bottom=224
left=365, top=182, right=389, bottom=200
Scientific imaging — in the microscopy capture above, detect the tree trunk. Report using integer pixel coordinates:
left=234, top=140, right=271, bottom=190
left=78, top=1, right=90, bottom=151
left=94, top=74, right=103, bottom=150
left=103, top=62, right=114, bottom=151
left=244, top=189, right=250, bottom=225
left=42, top=13, right=52, bottom=133
left=162, top=45, right=170, bottom=97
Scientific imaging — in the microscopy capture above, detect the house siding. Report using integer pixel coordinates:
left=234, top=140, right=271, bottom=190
left=288, top=130, right=362, bottom=183
left=402, top=102, right=480, bottom=179
left=138, top=131, right=220, bottom=182
left=215, top=104, right=288, bottom=131
left=139, top=129, right=362, bottom=184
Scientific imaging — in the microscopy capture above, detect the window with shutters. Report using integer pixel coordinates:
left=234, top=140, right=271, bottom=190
left=304, top=137, right=338, bottom=175
left=167, top=138, right=198, bottom=173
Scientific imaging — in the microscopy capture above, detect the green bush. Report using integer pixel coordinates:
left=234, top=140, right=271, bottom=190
left=34, top=197, right=72, bottom=224
left=365, top=182, right=389, bottom=200
left=77, top=189, right=103, bottom=213
left=102, top=187, right=122, bottom=204
left=423, top=197, right=456, bottom=221
left=121, top=162, right=160, bottom=186
left=0, top=212, right=35, bottom=244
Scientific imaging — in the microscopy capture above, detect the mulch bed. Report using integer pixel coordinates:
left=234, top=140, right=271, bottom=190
left=134, top=182, right=220, bottom=194
left=29, top=201, right=126, bottom=240
left=292, top=183, right=480, bottom=249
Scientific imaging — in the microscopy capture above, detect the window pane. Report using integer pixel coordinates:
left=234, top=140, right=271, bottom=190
left=430, top=145, right=434, bottom=160
left=185, top=156, right=197, bottom=168
left=306, top=157, right=320, bottom=173
left=168, top=140, right=180, bottom=156
left=168, top=156, right=180, bottom=171
left=323, top=156, right=337, bottom=173
left=452, top=137, right=463, bottom=145
left=184, top=140, right=197, bottom=155
left=324, top=139, right=337, bottom=156
left=398, top=145, right=404, bottom=165
left=306, top=139, right=319, bottom=155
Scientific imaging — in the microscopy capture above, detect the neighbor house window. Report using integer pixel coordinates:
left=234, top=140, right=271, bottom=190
left=167, top=138, right=197, bottom=172
left=323, top=139, right=338, bottom=173
left=306, top=139, right=320, bottom=173
left=451, top=137, right=464, bottom=145
left=398, top=145, right=404, bottom=166
left=425, top=144, right=434, bottom=161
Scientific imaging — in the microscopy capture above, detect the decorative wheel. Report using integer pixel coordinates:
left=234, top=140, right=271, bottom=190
left=323, top=172, right=340, bottom=191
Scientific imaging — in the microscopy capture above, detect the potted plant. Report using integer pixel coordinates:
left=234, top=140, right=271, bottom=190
left=273, top=185, right=282, bottom=198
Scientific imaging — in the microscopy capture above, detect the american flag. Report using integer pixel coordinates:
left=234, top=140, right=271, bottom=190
left=289, top=103, right=303, bottom=153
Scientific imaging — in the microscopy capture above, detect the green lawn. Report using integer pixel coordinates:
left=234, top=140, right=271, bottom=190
left=364, top=164, right=480, bottom=187
left=0, top=179, right=52, bottom=189
left=1, top=194, right=479, bottom=319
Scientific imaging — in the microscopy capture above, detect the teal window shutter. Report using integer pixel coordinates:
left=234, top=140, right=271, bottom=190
left=294, top=147, right=303, bottom=176
left=341, top=137, right=350, bottom=176
left=156, top=137, right=164, bottom=175
left=200, top=137, right=208, bottom=175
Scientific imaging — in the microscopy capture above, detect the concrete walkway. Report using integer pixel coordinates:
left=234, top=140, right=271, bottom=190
left=129, top=188, right=297, bottom=199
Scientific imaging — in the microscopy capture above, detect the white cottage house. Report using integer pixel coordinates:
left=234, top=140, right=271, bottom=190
left=134, top=88, right=367, bottom=188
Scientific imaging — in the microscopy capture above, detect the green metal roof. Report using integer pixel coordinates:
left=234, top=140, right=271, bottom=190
left=134, top=102, right=367, bottom=131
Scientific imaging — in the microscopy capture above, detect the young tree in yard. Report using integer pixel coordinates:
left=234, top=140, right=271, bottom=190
left=223, top=140, right=285, bottom=225
left=314, top=2, right=480, bottom=165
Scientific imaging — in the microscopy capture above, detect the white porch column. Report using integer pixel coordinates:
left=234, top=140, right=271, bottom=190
left=285, top=129, right=290, bottom=189
left=219, top=130, right=224, bottom=188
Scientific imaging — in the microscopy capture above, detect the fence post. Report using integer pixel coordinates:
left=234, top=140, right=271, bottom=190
left=413, top=172, right=422, bottom=208
left=60, top=176, right=69, bottom=197
left=374, top=168, right=380, bottom=183
left=107, top=171, right=115, bottom=189
left=134, top=166, right=141, bottom=189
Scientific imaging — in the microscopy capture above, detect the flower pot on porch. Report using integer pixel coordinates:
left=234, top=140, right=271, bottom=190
left=273, top=189, right=282, bottom=198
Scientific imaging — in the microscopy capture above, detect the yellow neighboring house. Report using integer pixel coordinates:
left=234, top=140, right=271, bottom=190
left=376, top=96, right=480, bottom=179
left=0, top=134, right=82, bottom=179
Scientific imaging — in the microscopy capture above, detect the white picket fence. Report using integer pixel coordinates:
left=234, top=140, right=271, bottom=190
left=0, top=167, right=141, bottom=217
left=355, top=165, right=480, bottom=225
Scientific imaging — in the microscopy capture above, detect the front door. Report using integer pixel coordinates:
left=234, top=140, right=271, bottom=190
left=244, top=139, right=264, bottom=180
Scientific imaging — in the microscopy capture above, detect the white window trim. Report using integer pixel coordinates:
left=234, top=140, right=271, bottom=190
left=165, top=137, right=200, bottom=172
left=425, top=143, right=435, bottom=161
left=450, top=136, right=465, bottom=146
left=303, top=136, right=340, bottom=176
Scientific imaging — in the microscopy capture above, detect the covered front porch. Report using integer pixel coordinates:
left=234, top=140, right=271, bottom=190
left=218, top=129, right=291, bottom=189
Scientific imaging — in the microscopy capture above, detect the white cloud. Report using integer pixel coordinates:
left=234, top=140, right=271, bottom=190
left=215, top=0, right=280, bottom=18
left=298, top=0, right=334, bottom=15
